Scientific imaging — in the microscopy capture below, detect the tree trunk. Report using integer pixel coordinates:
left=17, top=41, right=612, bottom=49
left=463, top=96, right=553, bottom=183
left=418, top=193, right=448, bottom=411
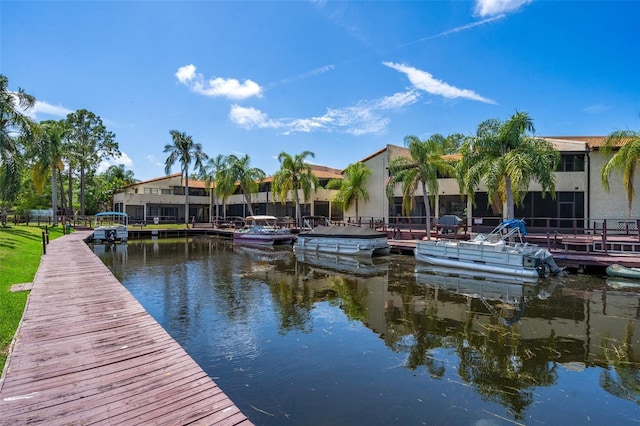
left=80, top=166, right=85, bottom=216
left=68, top=166, right=73, bottom=216
left=184, top=172, right=190, bottom=226
left=51, top=164, right=58, bottom=226
left=355, top=199, right=359, bottom=224
left=244, top=191, right=254, bottom=216
left=293, top=184, right=302, bottom=228
left=421, top=181, right=432, bottom=240
left=504, top=175, right=515, bottom=220
left=58, top=169, right=66, bottom=215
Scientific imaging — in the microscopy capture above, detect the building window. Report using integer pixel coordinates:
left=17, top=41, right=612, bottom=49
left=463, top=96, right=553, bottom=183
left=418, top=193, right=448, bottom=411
left=161, top=189, right=172, bottom=195
left=144, top=187, right=158, bottom=195
left=557, top=154, right=585, bottom=172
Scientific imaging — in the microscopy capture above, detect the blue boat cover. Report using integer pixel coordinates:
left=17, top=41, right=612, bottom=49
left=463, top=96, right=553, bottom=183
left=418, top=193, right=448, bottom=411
left=501, top=219, right=528, bottom=235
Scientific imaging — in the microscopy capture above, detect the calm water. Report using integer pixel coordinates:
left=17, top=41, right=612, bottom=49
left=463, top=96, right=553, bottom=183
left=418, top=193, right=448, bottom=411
left=94, top=238, right=640, bottom=425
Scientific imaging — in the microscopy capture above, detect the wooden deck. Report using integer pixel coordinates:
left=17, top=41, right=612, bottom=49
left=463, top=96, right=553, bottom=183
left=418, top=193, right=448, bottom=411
left=0, top=231, right=252, bottom=426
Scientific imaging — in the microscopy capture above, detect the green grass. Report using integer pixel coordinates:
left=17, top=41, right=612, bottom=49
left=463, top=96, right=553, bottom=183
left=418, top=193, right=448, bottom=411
left=0, top=224, right=64, bottom=374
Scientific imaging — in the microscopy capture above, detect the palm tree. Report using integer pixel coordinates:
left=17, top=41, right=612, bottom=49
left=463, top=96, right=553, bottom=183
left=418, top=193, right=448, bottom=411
left=201, top=154, right=227, bottom=220
left=31, top=120, right=68, bottom=225
left=271, top=151, right=319, bottom=227
left=386, top=134, right=457, bottom=240
left=98, top=165, right=136, bottom=212
left=0, top=74, right=36, bottom=202
left=457, top=111, right=560, bottom=220
left=326, top=162, right=371, bottom=223
left=221, top=154, right=265, bottom=217
left=164, top=130, right=208, bottom=225
left=104, top=164, right=136, bottom=186
left=600, top=130, right=640, bottom=216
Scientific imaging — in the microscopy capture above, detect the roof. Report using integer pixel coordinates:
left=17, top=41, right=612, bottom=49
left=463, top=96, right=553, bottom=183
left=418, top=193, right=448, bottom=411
left=542, top=136, right=611, bottom=149
left=123, top=173, right=181, bottom=188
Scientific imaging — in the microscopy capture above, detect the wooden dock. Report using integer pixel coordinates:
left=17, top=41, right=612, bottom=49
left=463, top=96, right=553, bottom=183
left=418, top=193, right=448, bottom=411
left=0, top=231, right=252, bottom=425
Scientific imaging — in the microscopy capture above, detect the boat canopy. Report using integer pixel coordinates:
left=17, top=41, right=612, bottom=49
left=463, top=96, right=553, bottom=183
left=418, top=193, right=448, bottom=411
left=245, top=215, right=277, bottom=221
left=95, top=212, right=128, bottom=218
left=500, top=219, right=528, bottom=236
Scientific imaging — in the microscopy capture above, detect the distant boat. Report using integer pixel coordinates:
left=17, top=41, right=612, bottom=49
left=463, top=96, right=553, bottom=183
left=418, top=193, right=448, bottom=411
left=414, top=219, right=563, bottom=283
left=233, top=215, right=294, bottom=246
left=606, top=263, right=640, bottom=281
left=294, top=216, right=390, bottom=257
left=92, top=212, right=128, bottom=243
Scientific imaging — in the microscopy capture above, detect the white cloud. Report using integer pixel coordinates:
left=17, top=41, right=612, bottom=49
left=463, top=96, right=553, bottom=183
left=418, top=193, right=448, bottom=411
left=584, top=104, right=610, bottom=114
left=228, top=89, right=414, bottom=136
left=474, top=0, right=533, bottom=18
left=374, top=90, right=419, bottom=110
left=176, top=64, right=262, bottom=100
left=383, top=62, right=496, bottom=104
left=97, top=152, right=134, bottom=173
left=17, top=97, right=73, bottom=120
left=229, top=105, right=280, bottom=129
left=276, top=64, right=336, bottom=86
left=146, top=154, right=164, bottom=167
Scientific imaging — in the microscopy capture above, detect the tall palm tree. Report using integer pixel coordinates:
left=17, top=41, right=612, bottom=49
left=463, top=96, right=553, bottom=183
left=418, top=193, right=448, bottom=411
left=386, top=134, right=457, bottom=240
left=201, top=154, right=227, bottom=220
left=221, top=154, right=265, bottom=217
left=457, top=111, right=560, bottom=220
left=326, top=162, right=371, bottom=223
left=600, top=130, right=640, bottom=216
left=0, top=74, right=36, bottom=202
left=31, top=120, right=68, bottom=225
left=271, top=150, right=319, bottom=227
left=164, top=130, right=208, bottom=225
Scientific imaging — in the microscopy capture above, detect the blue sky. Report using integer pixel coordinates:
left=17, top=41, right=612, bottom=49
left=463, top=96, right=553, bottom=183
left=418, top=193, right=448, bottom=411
left=2, top=0, right=639, bottom=181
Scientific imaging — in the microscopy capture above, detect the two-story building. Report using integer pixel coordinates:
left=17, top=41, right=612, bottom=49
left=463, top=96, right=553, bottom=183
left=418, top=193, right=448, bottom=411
left=113, top=165, right=344, bottom=224
left=343, top=136, right=639, bottom=230
left=112, top=136, right=639, bottom=230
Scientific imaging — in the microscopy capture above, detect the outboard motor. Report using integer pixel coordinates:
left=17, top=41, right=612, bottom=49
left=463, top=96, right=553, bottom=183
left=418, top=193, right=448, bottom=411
left=535, top=248, right=564, bottom=276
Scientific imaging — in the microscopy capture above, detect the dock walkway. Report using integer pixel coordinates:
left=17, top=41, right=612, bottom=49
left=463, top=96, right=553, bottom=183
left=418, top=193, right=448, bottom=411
left=0, top=231, right=252, bottom=425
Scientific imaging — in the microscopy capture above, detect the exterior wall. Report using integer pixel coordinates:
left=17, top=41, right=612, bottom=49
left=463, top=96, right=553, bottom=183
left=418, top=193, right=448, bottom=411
left=349, top=140, right=598, bottom=225
left=589, top=150, right=640, bottom=220
left=112, top=138, right=639, bottom=227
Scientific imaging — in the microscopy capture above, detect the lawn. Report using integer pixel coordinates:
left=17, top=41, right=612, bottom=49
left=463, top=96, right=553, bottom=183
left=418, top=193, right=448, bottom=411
left=0, top=224, right=65, bottom=374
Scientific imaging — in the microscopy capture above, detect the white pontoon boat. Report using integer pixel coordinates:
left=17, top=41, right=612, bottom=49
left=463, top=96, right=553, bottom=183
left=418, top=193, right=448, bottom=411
left=233, top=215, right=295, bottom=246
left=92, top=212, right=128, bottom=243
left=414, top=219, right=563, bottom=283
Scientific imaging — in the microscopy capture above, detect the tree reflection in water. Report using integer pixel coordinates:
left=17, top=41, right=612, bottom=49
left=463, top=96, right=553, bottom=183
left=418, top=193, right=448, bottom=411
left=96, top=239, right=640, bottom=424
left=267, top=275, right=313, bottom=334
left=600, top=321, right=640, bottom=404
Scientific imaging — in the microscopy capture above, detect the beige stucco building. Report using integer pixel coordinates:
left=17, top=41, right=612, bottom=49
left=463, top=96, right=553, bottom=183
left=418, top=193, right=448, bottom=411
left=112, top=165, right=343, bottom=224
left=112, top=137, right=639, bottom=230
left=341, top=136, right=639, bottom=231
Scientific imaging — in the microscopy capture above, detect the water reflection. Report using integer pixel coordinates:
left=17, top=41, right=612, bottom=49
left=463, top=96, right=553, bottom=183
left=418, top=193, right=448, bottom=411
left=94, top=238, right=640, bottom=425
